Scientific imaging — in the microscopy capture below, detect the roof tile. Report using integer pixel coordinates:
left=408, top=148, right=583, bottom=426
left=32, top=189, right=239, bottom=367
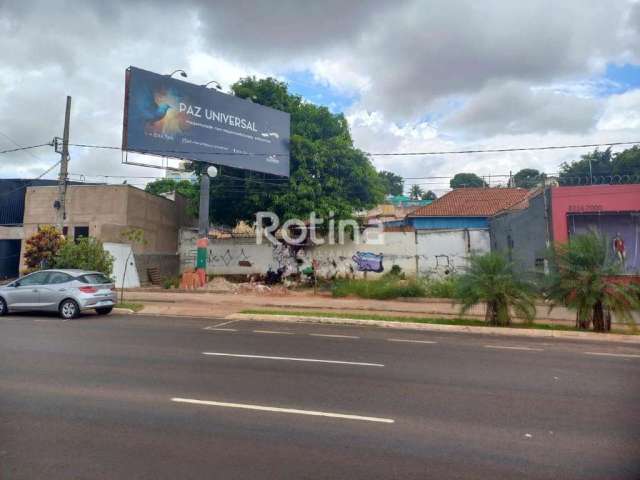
left=408, top=188, right=530, bottom=217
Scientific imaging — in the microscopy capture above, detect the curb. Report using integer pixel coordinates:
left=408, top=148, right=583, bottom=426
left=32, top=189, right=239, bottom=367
left=226, top=313, right=640, bottom=344
left=113, top=308, right=134, bottom=315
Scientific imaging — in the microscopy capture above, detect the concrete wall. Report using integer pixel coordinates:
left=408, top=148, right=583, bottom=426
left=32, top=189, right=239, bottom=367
left=179, top=228, right=419, bottom=278
left=490, top=192, right=549, bottom=274
left=416, top=228, right=490, bottom=277
left=312, top=230, right=416, bottom=278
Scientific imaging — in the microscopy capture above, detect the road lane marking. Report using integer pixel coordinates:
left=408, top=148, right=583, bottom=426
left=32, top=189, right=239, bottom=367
left=584, top=352, right=640, bottom=359
left=484, top=345, right=544, bottom=351
left=387, top=338, right=437, bottom=344
left=202, top=352, right=384, bottom=367
left=253, top=330, right=293, bottom=335
left=309, top=333, right=360, bottom=339
left=171, top=397, right=394, bottom=423
left=212, top=320, right=237, bottom=328
left=204, top=327, right=237, bottom=332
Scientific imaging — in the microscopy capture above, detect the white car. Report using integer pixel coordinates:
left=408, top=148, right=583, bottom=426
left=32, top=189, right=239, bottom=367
left=0, top=269, right=117, bottom=319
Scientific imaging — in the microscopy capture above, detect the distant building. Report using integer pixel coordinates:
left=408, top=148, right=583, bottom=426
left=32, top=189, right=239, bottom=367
left=17, top=184, right=196, bottom=284
left=0, top=179, right=86, bottom=279
left=391, top=188, right=531, bottom=276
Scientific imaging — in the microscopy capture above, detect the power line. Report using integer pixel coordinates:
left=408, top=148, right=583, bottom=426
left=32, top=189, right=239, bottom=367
left=368, top=140, right=640, bottom=156
left=0, top=160, right=61, bottom=198
left=0, top=142, right=52, bottom=155
left=65, top=139, right=640, bottom=158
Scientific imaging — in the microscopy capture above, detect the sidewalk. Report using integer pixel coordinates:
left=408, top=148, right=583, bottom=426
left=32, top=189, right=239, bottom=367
left=124, top=289, right=577, bottom=325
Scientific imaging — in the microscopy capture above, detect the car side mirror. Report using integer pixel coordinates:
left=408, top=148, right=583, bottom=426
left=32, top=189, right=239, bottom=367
left=13, top=281, right=20, bottom=287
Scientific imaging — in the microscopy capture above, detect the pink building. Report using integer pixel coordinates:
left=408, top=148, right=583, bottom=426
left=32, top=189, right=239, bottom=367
left=551, top=185, right=640, bottom=274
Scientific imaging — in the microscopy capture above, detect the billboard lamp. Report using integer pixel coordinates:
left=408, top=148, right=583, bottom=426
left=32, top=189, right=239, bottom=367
left=166, top=69, right=188, bottom=78
left=202, top=80, right=222, bottom=90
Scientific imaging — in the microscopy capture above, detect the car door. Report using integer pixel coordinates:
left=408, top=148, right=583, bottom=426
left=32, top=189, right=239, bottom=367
left=38, top=271, right=74, bottom=310
left=5, top=271, right=50, bottom=310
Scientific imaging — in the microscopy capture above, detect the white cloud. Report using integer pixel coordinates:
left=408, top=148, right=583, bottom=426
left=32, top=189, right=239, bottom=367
left=597, top=89, right=640, bottom=130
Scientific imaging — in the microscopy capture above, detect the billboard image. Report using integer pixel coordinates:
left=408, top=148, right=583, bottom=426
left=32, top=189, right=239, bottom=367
left=123, top=66, right=290, bottom=176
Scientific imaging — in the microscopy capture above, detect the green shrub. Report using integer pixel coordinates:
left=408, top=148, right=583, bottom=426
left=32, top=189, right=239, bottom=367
left=423, top=276, right=459, bottom=298
left=163, top=276, right=180, bottom=289
left=381, top=264, right=405, bottom=280
left=53, top=237, right=114, bottom=275
left=331, top=277, right=426, bottom=299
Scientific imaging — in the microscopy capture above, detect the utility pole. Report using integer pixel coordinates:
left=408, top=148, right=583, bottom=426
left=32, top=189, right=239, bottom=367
left=56, top=96, right=71, bottom=233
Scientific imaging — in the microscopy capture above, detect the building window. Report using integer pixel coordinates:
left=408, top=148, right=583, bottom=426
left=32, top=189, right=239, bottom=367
left=74, top=226, right=89, bottom=241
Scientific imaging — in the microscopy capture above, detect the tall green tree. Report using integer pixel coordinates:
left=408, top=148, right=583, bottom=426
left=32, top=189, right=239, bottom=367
left=378, top=170, right=404, bottom=196
left=409, top=184, right=424, bottom=200
left=450, top=173, right=487, bottom=189
left=455, top=252, right=536, bottom=326
left=512, top=168, right=544, bottom=188
left=559, top=148, right=613, bottom=184
left=544, top=232, right=640, bottom=332
left=611, top=145, right=640, bottom=179
left=145, top=179, right=199, bottom=216
left=153, top=77, right=384, bottom=227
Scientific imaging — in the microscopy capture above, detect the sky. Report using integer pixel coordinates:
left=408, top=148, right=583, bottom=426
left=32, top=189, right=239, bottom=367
left=1, top=0, right=639, bottom=194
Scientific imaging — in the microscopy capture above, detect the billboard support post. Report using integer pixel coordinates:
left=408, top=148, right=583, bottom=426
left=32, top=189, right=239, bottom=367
left=196, top=171, right=210, bottom=286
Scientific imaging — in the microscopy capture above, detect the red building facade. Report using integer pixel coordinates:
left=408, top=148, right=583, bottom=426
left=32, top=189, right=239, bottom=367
left=551, top=185, right=640, bottom=274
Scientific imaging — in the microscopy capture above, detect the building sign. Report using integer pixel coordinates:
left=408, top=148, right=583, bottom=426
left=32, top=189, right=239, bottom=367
left=122, top=66, right=290, bottom=176
left=567, top=204, right=603, bottom=213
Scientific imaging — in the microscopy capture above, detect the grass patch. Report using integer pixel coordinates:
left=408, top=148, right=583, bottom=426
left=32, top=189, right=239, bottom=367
left=331, top=278, right=426, bottom=299
left=240, top=308, right=579, bottom=331
left=115, top=302, right=144, bottom=312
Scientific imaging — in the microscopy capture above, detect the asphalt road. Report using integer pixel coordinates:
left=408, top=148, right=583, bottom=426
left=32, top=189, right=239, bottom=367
left=1, top=313, right=639, bottom=480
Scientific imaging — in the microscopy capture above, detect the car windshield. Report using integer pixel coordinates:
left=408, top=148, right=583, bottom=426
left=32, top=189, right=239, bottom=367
left=77, top=273, right=112, bottom=284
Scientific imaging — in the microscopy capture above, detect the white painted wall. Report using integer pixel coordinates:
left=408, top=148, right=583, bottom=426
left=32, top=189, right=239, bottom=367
left=416, top=229, right=490, bottom=277
left=179, top=228, right=418, bottom=278
left=104, top=242, right=141, bottom=288
left=312, top=230, right=416, bottom=278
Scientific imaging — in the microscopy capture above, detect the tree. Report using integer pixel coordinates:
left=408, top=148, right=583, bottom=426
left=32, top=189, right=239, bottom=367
left=559, top=148, right=613, bottom=185
left=208, top=77, right=384, bottom=226
left=145, top=179, right=198, bottom=216
left=23, top=225, right=64, bottom=272
left=544, top=232, right=640, bottom=332
left=378, top=170, right=404, bottom=196
left=611, top=145, right=640, bottom=179
left=450, top=173, right=487, bottom=189
left=409, top=184, right=424, bottom=200
left=421, top=190, right=437, bottom=201
left=512, top=168, right=544, bottom=188
left=455, top=252, right=536, bottom=326
left=53, top=237, right=114, bottom=276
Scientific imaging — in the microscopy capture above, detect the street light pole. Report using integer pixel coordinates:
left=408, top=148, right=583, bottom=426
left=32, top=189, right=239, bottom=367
left=56, top=96, right=71, bottom=233
left=195, top=165, right=217, bottom=287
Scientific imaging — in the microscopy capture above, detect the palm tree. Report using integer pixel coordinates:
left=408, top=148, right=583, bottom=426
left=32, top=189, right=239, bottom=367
left=409, top=185, right=424, bottom=200
left=544, top=232, right=640, bottom=332
left=455, top=252, right=536, bottom=326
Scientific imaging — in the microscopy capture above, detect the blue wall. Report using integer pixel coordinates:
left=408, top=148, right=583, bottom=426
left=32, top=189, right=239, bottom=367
left=408, top=216, right=489, bottom=230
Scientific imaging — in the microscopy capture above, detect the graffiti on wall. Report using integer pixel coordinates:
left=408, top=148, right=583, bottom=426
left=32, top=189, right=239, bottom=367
left=352, top=251, right=384, bottom=273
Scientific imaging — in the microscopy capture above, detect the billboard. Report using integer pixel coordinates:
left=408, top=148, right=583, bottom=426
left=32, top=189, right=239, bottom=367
left=122, top=66, right=290, bottom=176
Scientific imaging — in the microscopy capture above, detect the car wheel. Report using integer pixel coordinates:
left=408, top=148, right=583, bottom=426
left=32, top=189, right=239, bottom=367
left=0, top=297, right=7, bottom=316
left=95, top=307, right=113, bottom=315
left=59, top=299, right=79, bottom=319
